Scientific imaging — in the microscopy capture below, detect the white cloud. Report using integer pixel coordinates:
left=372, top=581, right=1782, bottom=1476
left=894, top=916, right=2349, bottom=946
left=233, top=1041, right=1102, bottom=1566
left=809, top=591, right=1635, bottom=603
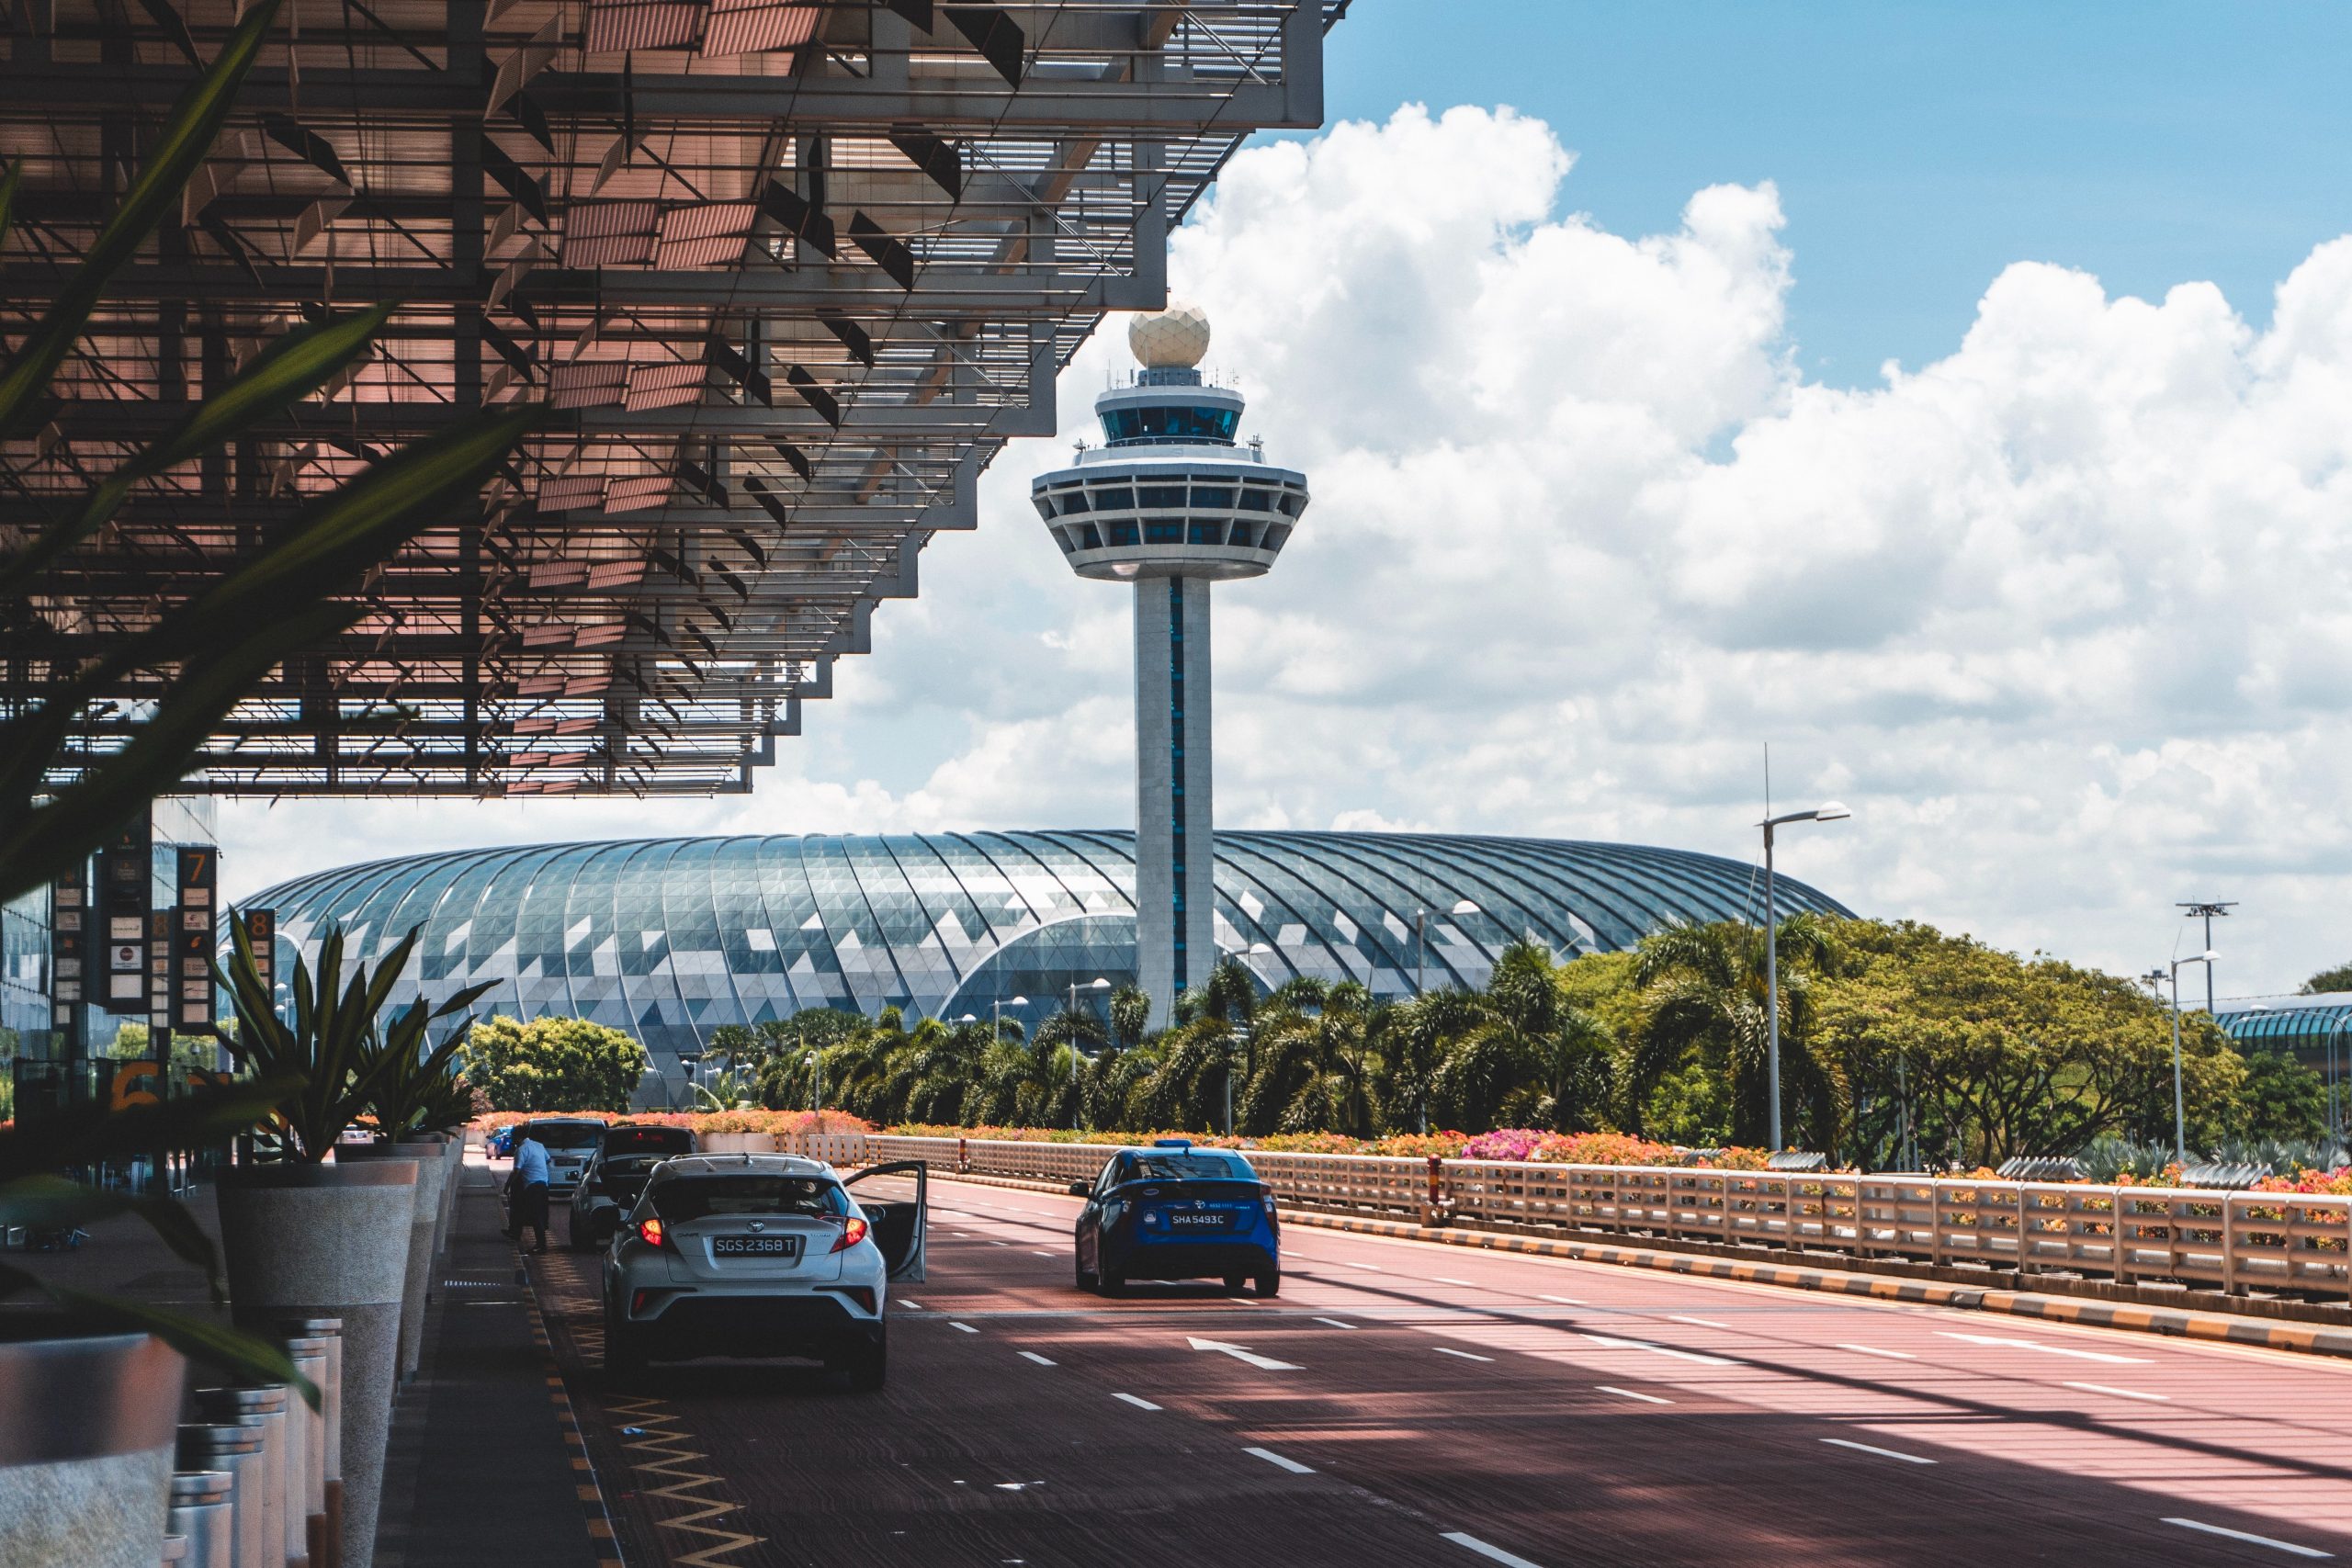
left=225, top=103, right=2352, bottom=996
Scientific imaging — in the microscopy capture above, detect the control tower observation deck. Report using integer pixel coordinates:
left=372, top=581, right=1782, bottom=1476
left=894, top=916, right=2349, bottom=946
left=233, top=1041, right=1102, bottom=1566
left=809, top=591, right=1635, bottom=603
left=1031, top=305, right=1311, bottom=1024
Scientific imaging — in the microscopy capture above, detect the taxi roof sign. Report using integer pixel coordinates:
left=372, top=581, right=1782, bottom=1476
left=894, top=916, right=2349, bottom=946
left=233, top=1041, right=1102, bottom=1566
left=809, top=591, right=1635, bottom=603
left=1151, top=1138, right=1193, bottom=1150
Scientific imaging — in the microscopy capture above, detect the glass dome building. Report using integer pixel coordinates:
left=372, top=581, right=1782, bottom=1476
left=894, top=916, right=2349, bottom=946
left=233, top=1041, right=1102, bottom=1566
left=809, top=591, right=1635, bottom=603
left=248, top=831, right=1849, bottom=1087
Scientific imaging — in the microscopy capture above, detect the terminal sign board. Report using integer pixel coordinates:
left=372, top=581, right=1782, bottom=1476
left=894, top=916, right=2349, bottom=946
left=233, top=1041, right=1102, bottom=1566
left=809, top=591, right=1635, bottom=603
left=50, top=868, right=85, bottom=1053
left=95, top=818, right=152, bottom=1015
left=176, top=848, right=218, bottom=1030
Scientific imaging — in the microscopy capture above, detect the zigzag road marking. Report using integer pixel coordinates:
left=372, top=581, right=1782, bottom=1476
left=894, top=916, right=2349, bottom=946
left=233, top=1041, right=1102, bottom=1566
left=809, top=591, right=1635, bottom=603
left=531, top=1251, right=765, bottom=1567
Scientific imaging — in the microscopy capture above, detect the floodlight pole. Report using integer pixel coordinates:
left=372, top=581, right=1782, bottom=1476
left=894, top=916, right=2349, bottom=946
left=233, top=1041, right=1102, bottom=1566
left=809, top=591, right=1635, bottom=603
left=1760, top=806, right=1849, bottom=1152
left=2166, top=953, right=2216, bottom=1163
left=2177, top=901, right=2233, bottom=1013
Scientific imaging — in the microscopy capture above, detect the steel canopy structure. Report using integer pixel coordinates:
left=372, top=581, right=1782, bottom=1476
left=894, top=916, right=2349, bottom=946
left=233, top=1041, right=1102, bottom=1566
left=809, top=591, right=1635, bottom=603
left=2, top=0, right=1340, bottom=795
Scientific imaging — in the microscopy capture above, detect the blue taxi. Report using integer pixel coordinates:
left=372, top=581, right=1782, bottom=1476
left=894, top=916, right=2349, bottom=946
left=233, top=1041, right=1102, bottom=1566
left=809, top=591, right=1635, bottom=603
left=1069, top=1140, right=1280, bottom=1297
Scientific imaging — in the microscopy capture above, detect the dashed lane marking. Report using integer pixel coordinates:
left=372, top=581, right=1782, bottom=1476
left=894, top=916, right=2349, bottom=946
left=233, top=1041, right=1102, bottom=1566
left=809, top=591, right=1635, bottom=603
left=1244, top=1446, right=1316, bottom=1475
left=1032, top=1251, right=1056, bottom=1258
left=1342, top=1260, right=1384, bottom=1270
left=951, top=1321, right=979, bottom=1334
left=898, top=1299, right=924, bottom=1310
left=1442, top=1530, right=1549, bottom=1568
left=1314, top=1317, right=1357, bottom=1330
left=2164, top=1519, right=2332, bottom=1558
left=1582, top=1333, right=1735, bottom=1367
left=1821, top=1438, right=1935, bottom=1466
left=1937, top=1330, right=2148, bottom=1364
left=1594, top=1385, right=1671, bottom=1404
left=1018, top=1351, right=1057, bottom=1367
left=1668, top=1315, right=1729, bottom=1329
left=1838, top=1343, right=1915, bottom=1359
left=1433, top=1277, right=1476, bottom=1287
left=1113, top=1393, right=1162, bottom=1411
left=1537, top=1293, right=1587, bottom=1306
left=1434, top=1347, right=1495, bottom=1362
left=2065, top=1381, right=2168, bottom=1403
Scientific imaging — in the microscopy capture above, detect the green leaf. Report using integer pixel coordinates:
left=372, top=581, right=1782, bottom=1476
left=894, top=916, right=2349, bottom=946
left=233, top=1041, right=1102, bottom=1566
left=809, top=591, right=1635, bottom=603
left=19, top=1277, right=321, bottom=1411
left=0, top=304, right=396, bottom=602
left=0, top=0, right=283, bottom=438
left=0, top=157, right=20, bottom=257
left=0, top=1176, right=227, bottom=1303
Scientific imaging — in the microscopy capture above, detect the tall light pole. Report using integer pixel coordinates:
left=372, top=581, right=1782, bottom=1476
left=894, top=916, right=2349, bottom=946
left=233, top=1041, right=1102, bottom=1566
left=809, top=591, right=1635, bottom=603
left=1762, top=803, right=1849, bottom=1152
left=1068, top=977, right=1108, bottom=1130
left=804, top=1049, right=821, bottom=1116
left=2166, top=951, right=2218, bottom=1162
left=1412, top=900, right=1478, bottom=998
left=2176, top=902, right=2234, bottom=1014
left=992, top=995, right=1028, bottom=1049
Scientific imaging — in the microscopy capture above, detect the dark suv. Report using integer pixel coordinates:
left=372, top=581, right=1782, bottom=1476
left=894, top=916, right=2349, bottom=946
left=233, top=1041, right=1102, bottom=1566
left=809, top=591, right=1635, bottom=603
left=566, top=1122, right=697, bottom=1249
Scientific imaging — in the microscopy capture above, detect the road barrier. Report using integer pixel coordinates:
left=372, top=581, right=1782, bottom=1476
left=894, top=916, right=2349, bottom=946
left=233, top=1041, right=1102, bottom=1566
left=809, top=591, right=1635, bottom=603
left=790, top=1133, right=2352, bottom=1308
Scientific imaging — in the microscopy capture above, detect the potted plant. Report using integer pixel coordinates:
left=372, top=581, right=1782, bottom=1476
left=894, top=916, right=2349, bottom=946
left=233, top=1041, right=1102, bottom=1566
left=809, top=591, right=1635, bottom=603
left=213, top=920, right=485, bottom=1568
left=350, top=1005, right=490, bottom=1377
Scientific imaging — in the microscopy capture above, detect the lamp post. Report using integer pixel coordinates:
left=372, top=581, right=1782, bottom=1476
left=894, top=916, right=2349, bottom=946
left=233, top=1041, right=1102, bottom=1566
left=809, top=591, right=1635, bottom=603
left=992, top=994, right=1029, bottom=1048
left=676, top=1051, right=703, bottom=1110
left=1068, top=977, right=1108, bottom=1130
left=804, top=1049, right=821, bottom=1117
left=1761, top=803, right=1849, bottom=1152
left=2166, top=951, right=2217, bottom=1162
left=2175, top=901, right=2234, bottom=1013
left=1412, top=900, right=1479, bottom=998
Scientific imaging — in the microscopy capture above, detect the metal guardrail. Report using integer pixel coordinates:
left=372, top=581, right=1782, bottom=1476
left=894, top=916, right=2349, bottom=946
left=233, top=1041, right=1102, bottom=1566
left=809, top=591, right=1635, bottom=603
left=790, top=1134, right=2352, bottom=1308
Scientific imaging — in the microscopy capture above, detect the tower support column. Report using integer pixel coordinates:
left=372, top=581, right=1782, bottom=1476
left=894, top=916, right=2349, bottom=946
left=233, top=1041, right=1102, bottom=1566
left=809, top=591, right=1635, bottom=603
left=1134, top=574, right=1216, bottom=1028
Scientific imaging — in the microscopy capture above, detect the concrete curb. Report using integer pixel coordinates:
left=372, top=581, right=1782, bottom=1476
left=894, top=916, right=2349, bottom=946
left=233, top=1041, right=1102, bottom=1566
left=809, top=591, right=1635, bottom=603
left=928, top=1169, right=2352, bottom=1362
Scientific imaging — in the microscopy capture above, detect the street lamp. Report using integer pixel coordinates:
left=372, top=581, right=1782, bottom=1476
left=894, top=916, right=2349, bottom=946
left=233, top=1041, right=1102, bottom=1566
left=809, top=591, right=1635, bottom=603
left=803, top=1049, right=823, bottom=1117
left=1761, top=803, right=1849, bottom=1152
left=1068, top=978, right=1108, bottom=1130
left=992, top=995, right=1029, bottom=1048
left=2165, top=951, right=2218, bottom=1162
left=1413, top=899, right=1478, bottom=998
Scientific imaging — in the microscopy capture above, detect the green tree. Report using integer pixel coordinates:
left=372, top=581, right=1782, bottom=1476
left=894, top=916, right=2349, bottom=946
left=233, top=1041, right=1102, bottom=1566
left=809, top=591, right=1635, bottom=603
left=1628, top=915, right=1840, bottom=1150
left=2235, top=1049, right=2329, bottom=1142
left=2300, top=963, right=2352, bottom=996
left=463, top=1016, right=646, bottom=1112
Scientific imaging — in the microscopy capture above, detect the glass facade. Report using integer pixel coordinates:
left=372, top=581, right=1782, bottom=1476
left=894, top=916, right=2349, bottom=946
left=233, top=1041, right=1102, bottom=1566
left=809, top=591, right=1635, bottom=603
left=248, top=831, right=1850, bottom=1080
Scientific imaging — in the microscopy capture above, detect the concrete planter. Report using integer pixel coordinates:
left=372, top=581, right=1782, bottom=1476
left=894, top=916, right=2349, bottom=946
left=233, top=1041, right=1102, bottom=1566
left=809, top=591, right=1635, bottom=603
left=217, top=1161, right=415, bottom=1568
left=0, top=1326, right=185, bottom=1567
left=435, top=1136, right=462, bottom=1256
left=699, top=1132, right=775, bottom=1154
left=334, top=1144, right=444, bottom=1380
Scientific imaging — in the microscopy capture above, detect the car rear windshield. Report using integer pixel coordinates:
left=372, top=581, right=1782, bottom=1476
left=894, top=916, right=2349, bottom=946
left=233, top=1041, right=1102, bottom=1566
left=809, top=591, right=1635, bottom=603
left=529, top=1123, right=603, bottom=1149
left=1125, top=1154, right=1252, bottom=1182
left=650, top=1177, right=850, bottom=1222
left=601, top=1127, right=693, bottom=1156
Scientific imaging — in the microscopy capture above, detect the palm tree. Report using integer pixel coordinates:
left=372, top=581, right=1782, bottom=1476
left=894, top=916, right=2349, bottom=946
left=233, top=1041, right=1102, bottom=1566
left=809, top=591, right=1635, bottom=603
left=1628, top=915, right=1841, bottom=1149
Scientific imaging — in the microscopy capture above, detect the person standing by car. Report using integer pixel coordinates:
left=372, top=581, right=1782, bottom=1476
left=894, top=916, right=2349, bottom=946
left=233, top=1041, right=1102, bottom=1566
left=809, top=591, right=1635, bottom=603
left=506, top=1128, right=552, bottom=1253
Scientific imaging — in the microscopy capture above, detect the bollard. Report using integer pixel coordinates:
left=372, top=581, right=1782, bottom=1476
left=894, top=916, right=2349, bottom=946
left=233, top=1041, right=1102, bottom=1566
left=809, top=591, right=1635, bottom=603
left=195, top=1387, right=290, bottom=1568
left=278, top=1320, right=343, bottom=1568
left=168, top=1470, right=235, bottom=1568
left=175, top=1427, right=265, bottom=1568
left=279, top=1333, right=333, bottom=1568
left=163, top=1535, right=188, bottom=1564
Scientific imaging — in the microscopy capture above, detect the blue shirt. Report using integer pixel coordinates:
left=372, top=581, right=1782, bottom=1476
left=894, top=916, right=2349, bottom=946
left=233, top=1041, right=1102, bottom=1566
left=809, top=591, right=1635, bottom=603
left=512, top=1137, right=550, bottom=1186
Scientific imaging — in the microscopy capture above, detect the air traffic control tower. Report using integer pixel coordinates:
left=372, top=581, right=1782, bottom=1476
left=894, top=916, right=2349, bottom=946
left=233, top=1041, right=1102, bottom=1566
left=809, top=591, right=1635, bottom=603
left=1032, top=306, right=1312, bottom=1025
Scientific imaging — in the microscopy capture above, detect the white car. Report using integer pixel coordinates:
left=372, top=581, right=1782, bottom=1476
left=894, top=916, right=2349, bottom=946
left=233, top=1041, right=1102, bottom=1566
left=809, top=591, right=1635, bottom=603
left=600, top=1154, right=926, bottom=1390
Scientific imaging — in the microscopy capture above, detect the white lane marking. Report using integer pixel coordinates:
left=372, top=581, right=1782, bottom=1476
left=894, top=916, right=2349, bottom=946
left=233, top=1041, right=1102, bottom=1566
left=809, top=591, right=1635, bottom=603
left=1188, top=1336, right=1303, bottom=1371
left=2164, top=1518, right=2333, bottom=1558
left=1667, top=1315, right=1729, bottom=1329
left=1017, top=1351, right=1057, bottom=1367
left=1314, top=1317, right=1358, bottom=1330
left=951, top=1321, right=979, bottom=1334
left=1538, top=1293, right=1587, bottom=1305
left=898, top=1299, right=924, bottom=1310
left=1434, top=1347, right=1495, bottom=1362
left=1244, top=1446, right=1316, bottom=1475
left=1821, top=1438, right=1935, bottom=1466
left=1112, top=1393, right=1162, bottom=1411
left=1343, top=1260, right=1385, bottom=1271
left=1594, top=1385, right=1671, bottom=1404
left=1442, top=1530, right=1549, bottom=1568
left=1433, top=1276, right=1476, bottom=1287
left=1937, top=1330, right=2148, bottom=1364
left=989, top=1240, right=1012, bottom=1247
left=1582, top=1333, right=1736, bottom=1367
left=1838, top=1343, right=1915, bottom=1360
left=2064, top=1381, right=2168, bottom=1403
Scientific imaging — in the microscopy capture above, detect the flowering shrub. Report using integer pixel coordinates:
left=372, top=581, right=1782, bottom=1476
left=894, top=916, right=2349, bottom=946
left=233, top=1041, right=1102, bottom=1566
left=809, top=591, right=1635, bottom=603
left=471, top=1108, right=874, bottom=1138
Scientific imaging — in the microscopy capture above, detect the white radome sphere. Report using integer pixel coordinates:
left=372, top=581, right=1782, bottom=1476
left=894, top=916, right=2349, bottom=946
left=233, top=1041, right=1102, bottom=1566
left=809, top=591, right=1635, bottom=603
left=1128, top=302, right=1211, bottom=369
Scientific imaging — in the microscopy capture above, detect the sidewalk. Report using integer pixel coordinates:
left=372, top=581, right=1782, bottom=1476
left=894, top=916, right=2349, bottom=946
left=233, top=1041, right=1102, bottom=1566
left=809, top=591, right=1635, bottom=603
left=0, top=1151, right=612, bottom=1565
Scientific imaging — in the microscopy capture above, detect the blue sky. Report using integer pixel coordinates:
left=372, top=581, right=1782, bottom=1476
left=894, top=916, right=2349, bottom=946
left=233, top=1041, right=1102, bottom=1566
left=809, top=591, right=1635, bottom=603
left=1321, top=1, right=2352, bottom=384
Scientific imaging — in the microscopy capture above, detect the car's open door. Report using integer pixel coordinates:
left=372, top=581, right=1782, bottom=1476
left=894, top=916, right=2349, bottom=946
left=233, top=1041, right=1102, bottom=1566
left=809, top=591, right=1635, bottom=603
left=842, top=1160, right=927, bottom=1283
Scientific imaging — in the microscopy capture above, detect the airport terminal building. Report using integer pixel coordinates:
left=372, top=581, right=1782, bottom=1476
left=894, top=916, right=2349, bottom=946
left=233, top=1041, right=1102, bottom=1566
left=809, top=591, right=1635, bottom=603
left=249, top=831, right=1850, bottom=1077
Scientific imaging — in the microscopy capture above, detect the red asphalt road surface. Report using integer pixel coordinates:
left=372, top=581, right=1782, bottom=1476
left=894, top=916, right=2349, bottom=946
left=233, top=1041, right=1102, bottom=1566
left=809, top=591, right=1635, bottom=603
left=532, top=1178, right=2352, bottom=1568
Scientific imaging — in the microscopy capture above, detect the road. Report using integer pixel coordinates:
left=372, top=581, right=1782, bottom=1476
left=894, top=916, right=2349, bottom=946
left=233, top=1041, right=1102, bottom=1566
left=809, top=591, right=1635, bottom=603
left=527, top=1178, right=2352, bottom=1568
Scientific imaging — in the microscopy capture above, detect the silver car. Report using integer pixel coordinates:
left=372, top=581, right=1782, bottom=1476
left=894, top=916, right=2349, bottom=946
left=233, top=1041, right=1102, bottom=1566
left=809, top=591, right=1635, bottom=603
left=600, top=1155, right=927, bottom=1390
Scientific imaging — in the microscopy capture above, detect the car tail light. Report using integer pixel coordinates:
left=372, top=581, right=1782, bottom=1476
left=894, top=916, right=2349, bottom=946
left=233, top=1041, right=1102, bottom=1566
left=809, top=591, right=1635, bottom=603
left=637, top=1217, right=668, bottom=1249
left=829, top=1214, right=870, bottom=1253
